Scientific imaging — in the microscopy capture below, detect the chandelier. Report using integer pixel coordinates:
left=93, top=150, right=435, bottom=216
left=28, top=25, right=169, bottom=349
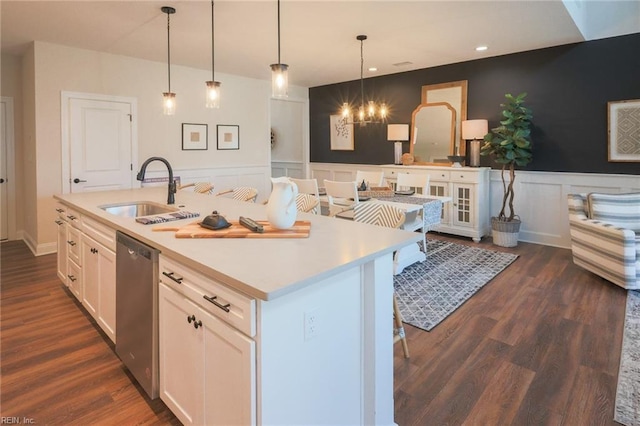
left=341, top=35, right=387, bottom=126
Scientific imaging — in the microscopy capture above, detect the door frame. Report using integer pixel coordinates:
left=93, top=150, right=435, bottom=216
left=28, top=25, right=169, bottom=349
left=1, top=97, right=16, bottom=240
left=61, top=91, right=138, bottom=194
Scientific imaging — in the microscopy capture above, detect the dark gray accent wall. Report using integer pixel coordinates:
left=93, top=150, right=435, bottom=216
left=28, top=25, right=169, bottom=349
left=309, top=33, right=640, bottom=175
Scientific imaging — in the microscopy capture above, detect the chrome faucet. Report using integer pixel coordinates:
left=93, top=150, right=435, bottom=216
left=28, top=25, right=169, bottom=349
left=136, top=157, right=176, bottom=205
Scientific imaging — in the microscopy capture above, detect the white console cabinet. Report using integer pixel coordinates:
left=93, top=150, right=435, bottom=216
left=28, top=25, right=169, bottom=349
left=381, top=165, right=491, bottom=242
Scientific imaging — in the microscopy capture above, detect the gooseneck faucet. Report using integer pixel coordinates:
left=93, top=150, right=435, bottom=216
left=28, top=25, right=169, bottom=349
left=136, top=157, right=176, bottom=205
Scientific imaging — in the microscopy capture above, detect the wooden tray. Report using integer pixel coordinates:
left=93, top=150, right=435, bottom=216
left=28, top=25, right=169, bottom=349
left=153, top=220, right=311, bottom=238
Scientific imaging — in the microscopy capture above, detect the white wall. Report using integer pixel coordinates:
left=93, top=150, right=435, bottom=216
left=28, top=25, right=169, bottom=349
left=20, top=41, right=308, bottom=254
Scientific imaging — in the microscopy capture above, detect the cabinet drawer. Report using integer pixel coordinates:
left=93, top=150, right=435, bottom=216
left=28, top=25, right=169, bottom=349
left=55, top=203, right=68, bottom=220
left=159, top=256, right=256, bottom=337
left=427, top=170, right=450, bottom=181
left=67, top=226, right=82, bottom=265
left=449, top=170, right=478, bottom=183
left=83, top=215, right=116, bottom=252
left=65, top=207, right=82, bottom=229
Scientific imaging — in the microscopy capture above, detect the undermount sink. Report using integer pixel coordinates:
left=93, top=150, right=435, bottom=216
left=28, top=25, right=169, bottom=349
left=99, top=201, right=178, bottom=218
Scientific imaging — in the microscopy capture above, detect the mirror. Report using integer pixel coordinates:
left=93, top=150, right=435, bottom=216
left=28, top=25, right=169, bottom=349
left=410, top=102, right=456, bottom=163
left=410, top=80, right=468, bottom=165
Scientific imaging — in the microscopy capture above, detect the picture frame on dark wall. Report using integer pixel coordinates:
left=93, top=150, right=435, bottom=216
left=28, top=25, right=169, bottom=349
left=217, top=125, right=240, bottom=150
left=181, top=123, right=208, bottom=151
left=608, top=99, right=640, bottom=162
left=330, top=114, right=354, bottom=151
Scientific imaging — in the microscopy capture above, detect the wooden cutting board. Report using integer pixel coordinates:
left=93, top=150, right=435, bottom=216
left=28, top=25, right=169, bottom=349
left=153, top=220, right=311, bottom=238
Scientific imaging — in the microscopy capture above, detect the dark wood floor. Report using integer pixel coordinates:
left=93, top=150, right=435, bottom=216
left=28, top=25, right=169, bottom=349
left=1, top=234, right=628, bottom=425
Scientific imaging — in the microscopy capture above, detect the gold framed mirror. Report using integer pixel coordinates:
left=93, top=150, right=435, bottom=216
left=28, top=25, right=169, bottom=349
left=410, top=80, right=468, bottom=165
left=410, top=102, right=456, bottom=164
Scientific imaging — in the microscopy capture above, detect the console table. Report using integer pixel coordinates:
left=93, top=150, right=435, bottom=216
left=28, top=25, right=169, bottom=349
left=380, top=165, right=491, bottom=242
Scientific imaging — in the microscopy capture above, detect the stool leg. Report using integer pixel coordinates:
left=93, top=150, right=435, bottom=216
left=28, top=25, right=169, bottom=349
left=393, top=294, right=410, bottom=358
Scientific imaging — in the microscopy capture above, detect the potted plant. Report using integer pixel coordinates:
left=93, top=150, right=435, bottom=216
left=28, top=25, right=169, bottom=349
left=480, top=92, right=533, bottom=247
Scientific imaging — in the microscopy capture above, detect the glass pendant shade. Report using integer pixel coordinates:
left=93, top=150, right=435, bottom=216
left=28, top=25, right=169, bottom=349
left=163, top=92, right=176, bottom=115
left=206, top=81, right=221, bottom=109
left=271, top=63, right=289, bottom=98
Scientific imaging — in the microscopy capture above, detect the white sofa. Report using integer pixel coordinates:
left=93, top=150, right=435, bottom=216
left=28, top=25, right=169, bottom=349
left=568, top=193, right=640, bottom=290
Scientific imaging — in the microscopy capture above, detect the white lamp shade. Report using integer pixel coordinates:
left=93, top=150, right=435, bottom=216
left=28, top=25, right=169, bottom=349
left=462, top=119, right=488, bottom=140
left=387, top=124, right=409, bottom=141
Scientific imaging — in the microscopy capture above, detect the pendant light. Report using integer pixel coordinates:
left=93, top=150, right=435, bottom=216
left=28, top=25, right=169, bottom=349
left=270, top=0, right=288, bottom=98
left=161, top=6, right=176, bottom=115
left=341, top=35, right=387, bottom=126
left=205, top=0, right=221, bottom=108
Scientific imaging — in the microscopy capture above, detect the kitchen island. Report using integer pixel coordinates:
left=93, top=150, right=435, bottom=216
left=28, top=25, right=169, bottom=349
left=54, top=186, right=420, bottom=425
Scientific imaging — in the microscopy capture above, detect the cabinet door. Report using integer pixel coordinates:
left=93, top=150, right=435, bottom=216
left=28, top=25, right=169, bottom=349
left=159, top=283, right=205, bottom=426
left=202, top=309, right=256, bottom=426
left=81, top=235, right=99, bottom=319
left=97, top=243, right=116, bottom=342
left=429, top=181, right=450, bottom=225
left=56, top=219, right=68, bottom=285
left=452, top=183, right=475, bottom=228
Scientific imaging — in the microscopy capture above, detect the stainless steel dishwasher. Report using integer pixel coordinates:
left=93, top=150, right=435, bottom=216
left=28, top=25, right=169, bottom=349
left=115, top=231, right=160, bottom=399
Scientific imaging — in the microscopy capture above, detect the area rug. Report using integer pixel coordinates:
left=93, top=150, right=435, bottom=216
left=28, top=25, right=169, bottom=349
left=614, top=290, right=640, bottom=426
left=393, top=240, right=518, bottom=331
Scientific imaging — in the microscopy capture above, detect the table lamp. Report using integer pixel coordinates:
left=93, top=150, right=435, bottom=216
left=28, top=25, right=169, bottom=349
left=462, top=119, right=488, bottom=167
left=387, top=124, right=409, bottom=165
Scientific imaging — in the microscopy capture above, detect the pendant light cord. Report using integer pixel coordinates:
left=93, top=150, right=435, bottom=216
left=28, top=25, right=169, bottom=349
left=360, top=37, right=365, bottom=109
left=166, top=11, right=171, bottom=92
left=211, top=0, right=215, bottom=81
left=277, top=0, right=281, bottom=64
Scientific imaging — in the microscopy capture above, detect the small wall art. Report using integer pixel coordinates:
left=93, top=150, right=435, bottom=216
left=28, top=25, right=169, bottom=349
left=608, top=99, right=640, bottom=162
left=330, top=114, right=354, bottom=151
left=181, top=123, right=208, bottom=151
left=217, top=124, right=240, bottom=150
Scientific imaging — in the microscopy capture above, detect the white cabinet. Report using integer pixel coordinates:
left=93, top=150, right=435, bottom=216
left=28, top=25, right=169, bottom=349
left=81, top=234, right=116, bottom=343
left=55, top=203, right=116, bottom=342
left=159, top=257, right=256, bottom=426
left=381, top=165, right=490, bottom=242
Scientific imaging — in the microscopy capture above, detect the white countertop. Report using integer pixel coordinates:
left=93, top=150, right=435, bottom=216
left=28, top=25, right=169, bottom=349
left=55, top=187, right=420, bottom=301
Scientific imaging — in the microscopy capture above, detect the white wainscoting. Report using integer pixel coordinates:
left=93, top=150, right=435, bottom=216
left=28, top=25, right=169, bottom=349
left=271, top=161, right=305, bottom=180
left=143, top=164, right=272, bottom=203
left=310, top=162, right=640, bottom=249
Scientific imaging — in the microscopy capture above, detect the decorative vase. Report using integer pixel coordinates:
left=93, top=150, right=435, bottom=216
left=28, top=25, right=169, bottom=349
left=491, top=217, right=521, bottom=247
left=267, top=181, right=299, bottom=229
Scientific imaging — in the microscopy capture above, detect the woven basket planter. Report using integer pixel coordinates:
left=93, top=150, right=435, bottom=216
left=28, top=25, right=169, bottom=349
left=491, top=217, right=521, bottom=247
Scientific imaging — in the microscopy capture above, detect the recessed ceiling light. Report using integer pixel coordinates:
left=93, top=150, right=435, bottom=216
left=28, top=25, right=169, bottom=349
left=368, top=67, right=378, bottom=72
left=475, top=45, right=488, bottom=51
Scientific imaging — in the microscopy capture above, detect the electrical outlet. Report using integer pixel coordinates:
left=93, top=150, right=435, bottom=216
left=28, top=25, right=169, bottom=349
left=304, top=309, right=320, bottom=341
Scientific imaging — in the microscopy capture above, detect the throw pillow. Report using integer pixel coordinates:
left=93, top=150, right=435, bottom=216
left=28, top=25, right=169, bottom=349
left=587, top=192, right=640, bottom=232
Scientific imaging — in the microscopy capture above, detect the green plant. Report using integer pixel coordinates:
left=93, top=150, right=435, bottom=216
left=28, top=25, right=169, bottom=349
left=481, top=92, right=533, bottom=222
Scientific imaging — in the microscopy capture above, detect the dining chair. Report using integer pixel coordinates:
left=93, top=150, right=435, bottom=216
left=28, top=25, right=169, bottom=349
left=290, top=177, right=320, bottom=214
left=295, top=193, right=320, bottom=214
left=355, top=170, right=385, bottom=188
left=178, top=182, right=214, bottom=195
left=395, top=172, right=430, bottom=195
left=353, top=202, right=410, bottom=358
left=216, top=187, right=259, bottom=202
left=395, top=173, right=431, bottom=251
left=323, top=179, right=359, bottom=219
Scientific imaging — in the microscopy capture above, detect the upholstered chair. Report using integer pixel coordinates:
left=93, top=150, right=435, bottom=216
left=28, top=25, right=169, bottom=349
left=568, top=193, right=640, bottom=290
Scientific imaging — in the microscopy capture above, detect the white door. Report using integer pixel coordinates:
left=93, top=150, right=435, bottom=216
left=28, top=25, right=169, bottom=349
left=67, top=95, right=135, bottom=192
left=270, top=98, right=308, bottom=179
left=0, top=97, right=14, bottom=240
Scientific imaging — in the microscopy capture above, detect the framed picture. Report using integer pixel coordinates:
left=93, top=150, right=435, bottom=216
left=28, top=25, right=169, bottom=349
left=608, top=99, right=640, bottom=162
left=181, top=123, right=208, bottom=151
left=330, top=114, right=354, bottom=151
left=217, top=125, right=240, bottom=150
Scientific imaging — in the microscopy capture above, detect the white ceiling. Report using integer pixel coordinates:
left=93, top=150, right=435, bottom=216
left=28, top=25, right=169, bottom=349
left=2, top=1, right=639, bottom=88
